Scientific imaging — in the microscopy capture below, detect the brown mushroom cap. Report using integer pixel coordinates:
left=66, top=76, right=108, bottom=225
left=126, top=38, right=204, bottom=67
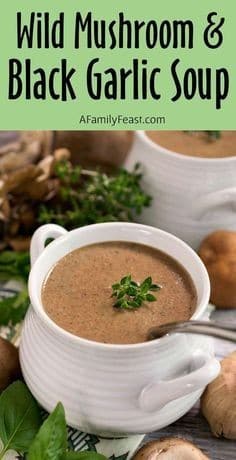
left=133, top=439, right=209, bottom=460
left=0, top=337, right=22, bottom=391
left=199, top=230, right=236, bottom=308
left=53, top=131, right=134, bottom=169
left=201, top=351, right=236, bottom=440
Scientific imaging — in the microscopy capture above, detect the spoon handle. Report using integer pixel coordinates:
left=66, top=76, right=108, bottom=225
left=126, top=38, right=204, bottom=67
left=148, top=320, right=236, bottom=343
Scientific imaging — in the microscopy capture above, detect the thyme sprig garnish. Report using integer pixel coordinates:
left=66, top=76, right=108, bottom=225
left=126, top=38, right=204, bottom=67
left=112, top=275, right=161, bottom=310
left=205, top=131, right=221, bottom=140
left=186, top=131, right=221, bottom=140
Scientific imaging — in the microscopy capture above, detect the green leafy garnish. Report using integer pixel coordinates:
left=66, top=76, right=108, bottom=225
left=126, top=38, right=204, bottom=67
left=0, top=383, right=108, bottom=459
left=38, top=162, right=151, bottom=228
left=0, top=381, right=42, bottom=459
left=65, top=452, right=107, bottom=460
left=27, top=402, right=107, bottom=460
left=0, top=286, right=29, bottom=326
left=0, top=251, right=30, bottom=283
left=0, top=251, right=30, bottom=326
left=112, top=275, right=161, bottom=310
left=205, top=130, right=221, bottom=140
left=186, top=130, right=221, bottom=140
left=27, top=402, right=67, bottom=460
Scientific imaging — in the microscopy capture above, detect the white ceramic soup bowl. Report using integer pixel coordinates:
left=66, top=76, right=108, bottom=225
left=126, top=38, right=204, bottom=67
left=124, top=131, right=236, bottom=250
left=20, top=222, right=220, bottom=436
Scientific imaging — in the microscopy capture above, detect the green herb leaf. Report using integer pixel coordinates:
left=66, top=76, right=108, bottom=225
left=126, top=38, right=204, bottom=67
left=0, top=251, right=30, bottom=283
left=145, top=294, right=156, bottom=302
left=205, top=130, right=221, bottom=140
left=0, top=251, right=31, bottom=327
left=150, top=284, right=161, bottom=291
left=186, top=131, right=221, bottom=141
left=27, top=402, right=67, bottom=460
left=140, top=277, right=152, bottom=291
left=111, top=275, right=161, bottom=310
left=111, top=283, right=120, bottom=291
left=120, top=275, right=130, bottom=285
left=0, top=381, right=42, bottom=459
left=39, top=162, right=151, bottom=229
left=65, top=452, right=107, bottom=460
left=0, top=287, right=29, bottom=326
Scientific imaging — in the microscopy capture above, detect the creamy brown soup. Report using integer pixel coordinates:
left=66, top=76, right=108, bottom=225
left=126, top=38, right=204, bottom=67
left=42, top=242, right=197, bottom=344
left=146, top=131, right=236, bottom=158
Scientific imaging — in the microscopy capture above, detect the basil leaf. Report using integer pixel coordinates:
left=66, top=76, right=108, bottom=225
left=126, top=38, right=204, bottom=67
left=27, top=402, right=67, bottom=460
left=65, top=453, right=107, bottom=460
left=0, top=381, right=42, bottom=457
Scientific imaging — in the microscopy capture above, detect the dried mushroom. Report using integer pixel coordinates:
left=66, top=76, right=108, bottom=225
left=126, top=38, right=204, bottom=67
left=199, top=230, right=236, bottom=308
left=0, top=337, right=21, bottom=391
left=132, top=439, right=209, bottom=460
left=0, top=131, right=142, bottom=250
left=201, top=351, right=236, bottom=440
left=0, top=135, right=65, bottom=250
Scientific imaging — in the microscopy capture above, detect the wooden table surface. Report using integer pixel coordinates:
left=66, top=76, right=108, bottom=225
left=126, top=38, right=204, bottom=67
left=144, top=308, right=236, bottom=460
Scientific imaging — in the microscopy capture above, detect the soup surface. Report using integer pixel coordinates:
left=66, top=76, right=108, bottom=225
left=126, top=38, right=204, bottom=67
left=146, top=131, right=236, bottom=158
left=42, top=242, right=197, bottom=344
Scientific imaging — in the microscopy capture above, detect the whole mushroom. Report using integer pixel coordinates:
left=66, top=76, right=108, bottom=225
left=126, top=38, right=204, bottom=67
left=0, top=337, right=21, bottom=391
left=53, top=130, right=134, bottom=169
left=199, top=230, right=236, bottom=308
left=201, top=351, right=236, bottom=440
left=132, top=439, right=209, bottom=460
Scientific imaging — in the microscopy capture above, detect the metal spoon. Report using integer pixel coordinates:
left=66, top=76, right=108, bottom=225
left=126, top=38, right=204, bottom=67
left=147, top=320, right=236, bottom=343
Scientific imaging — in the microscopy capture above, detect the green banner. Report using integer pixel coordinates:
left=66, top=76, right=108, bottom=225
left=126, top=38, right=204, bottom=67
left=0, top=0, right=235, bottom=129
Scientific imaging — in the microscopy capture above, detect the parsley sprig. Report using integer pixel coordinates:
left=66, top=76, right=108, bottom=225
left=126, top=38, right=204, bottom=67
left=112, top=275, right=161, bottom=310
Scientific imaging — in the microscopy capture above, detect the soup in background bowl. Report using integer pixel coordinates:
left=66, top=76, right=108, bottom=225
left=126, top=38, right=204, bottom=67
left=147, top=131, right=236, bottom=158
left=19, top=223, right=220, bottom=436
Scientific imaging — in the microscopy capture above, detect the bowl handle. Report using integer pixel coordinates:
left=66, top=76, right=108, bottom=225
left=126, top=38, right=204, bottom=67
left=195, top=187, right=236, bottom=220
left=30, top=224, right=68, bottom=266
left=138, top=351, right=220, bottom=412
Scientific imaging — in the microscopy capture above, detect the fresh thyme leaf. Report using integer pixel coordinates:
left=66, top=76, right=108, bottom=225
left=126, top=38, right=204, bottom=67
left=140, top=276, right=152, bottom=291
left=186, top=130, right=221, bottom=141
left=112, top=275, right=161, bottom=310
left=145, top=294, right=157, bottom=302
left=205, top=131, right=221, bottom=140
left=150, top=284, right=161, bottom=291
left=111, top=283, right=120, bottom=291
